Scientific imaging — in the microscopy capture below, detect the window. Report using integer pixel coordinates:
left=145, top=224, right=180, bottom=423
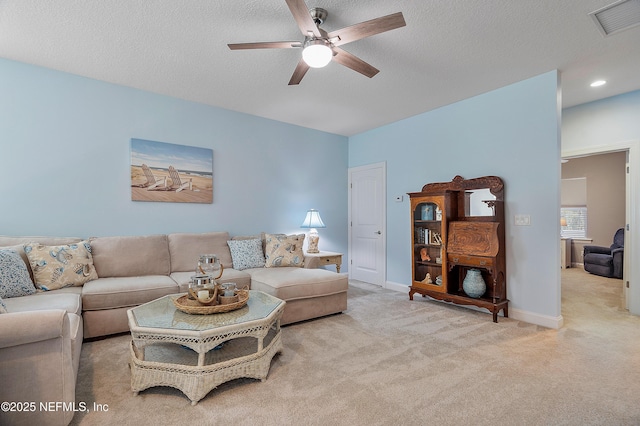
left=561, top=207, right=587, bottom=238
left=561, top=177, right=588, bottom=238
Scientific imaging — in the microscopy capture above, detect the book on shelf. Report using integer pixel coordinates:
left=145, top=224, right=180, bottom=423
left=415, top=227, right=437, bottom=245
left=414, top=226, right=430, bottom=244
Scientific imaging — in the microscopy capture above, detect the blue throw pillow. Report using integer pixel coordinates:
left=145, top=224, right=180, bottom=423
left=227, top=239, right=265, bottom=270
left=0, top=249, right=37, bottom=298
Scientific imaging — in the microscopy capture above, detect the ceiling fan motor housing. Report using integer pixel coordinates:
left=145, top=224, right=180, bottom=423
left=310, top=8, right=327, bottom=25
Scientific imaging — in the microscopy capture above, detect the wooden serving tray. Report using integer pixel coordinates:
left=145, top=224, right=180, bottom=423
left=173, top=289, right=249, bottom=315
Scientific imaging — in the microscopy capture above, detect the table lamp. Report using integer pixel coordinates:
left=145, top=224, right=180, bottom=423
left=300, top=209, right=326, bottom=253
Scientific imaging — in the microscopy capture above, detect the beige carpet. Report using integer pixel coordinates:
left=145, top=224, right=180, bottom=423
left=71, top=269, right=640, bottom=425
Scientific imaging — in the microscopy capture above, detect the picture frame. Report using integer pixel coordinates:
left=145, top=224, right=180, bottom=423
left=130, top=138, right=213, bottom=204
left=421, top=204, right=435, bottom=221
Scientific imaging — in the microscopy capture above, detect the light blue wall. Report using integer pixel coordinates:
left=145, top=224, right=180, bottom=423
left=349, top=71, right=562, bottom=321
left=562, top=90, right=640, bottom=151
left=0, top=58, right=349, bottom=263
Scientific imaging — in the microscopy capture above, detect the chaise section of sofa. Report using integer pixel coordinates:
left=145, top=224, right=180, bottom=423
left=228, top=233, right=348, bottom=325
left=247, top=266, right=348, bottom=325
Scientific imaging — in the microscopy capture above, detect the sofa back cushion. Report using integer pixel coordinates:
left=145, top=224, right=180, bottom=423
left=168, top=232, right=233, bottom=272
left=90, top=235, right=171, bottom=277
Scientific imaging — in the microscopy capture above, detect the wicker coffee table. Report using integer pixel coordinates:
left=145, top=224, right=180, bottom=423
left=127, top=290, right=285, bottom=405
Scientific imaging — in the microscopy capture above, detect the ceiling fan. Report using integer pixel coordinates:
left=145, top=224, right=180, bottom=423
left=227, top=0, right=406, bottom=85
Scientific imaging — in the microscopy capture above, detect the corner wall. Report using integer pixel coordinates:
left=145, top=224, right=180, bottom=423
left=0, top=58, right=349, bottom=264
left=349, top=71, right=562, bottom=327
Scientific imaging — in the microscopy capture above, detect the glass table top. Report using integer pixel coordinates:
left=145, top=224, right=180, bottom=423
left=131, top=290, right=284, bottom=331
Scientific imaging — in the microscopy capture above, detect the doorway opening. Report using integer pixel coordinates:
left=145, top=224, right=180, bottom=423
left=562, top=139, right=639, bottom=317
left=561, top=151, right=627, bottom=317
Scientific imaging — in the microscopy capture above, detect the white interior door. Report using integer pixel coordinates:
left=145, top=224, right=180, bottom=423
left=348, top=163, right=386, bottom=285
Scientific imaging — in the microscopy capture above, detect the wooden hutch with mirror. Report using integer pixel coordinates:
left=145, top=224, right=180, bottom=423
left=408, top=175, right=508, bottom=322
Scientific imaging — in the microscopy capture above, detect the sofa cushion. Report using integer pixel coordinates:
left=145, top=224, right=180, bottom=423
left=247, top=267, right=347, bottom=301
left=0, top=249, right=37, bottom=298
left=168, top=232, right=233, bottom=272
left=264, top=233, right=305, bottom=268
left=227, top=238, right=265, bottom=270
left=90, top=235, right=171, bottom=277
left=81, top=276, right=179, bottom=310
left=170, top=269, right=252, bottom=292
left=3, top=291, right=82, bottom=316
left=23, top=241, right=98, bottom=291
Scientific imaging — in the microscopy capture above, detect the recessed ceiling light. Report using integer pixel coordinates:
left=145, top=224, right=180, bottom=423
left=590, top=80, right=607, bottom=87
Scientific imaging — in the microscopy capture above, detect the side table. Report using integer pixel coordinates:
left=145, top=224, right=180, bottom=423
left=305, top=251, right=343, bottom=273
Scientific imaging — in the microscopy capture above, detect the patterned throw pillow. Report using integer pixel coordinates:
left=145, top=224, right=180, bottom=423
left=227, top=239, right=265, bottom=270
left=24, top=241, right=98, bottom=291
left=0, top=249, right=37, bottom=298
left=264, top=233, right=305, bottom=268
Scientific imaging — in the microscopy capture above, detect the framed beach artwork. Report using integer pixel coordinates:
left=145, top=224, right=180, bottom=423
left=130, top=138, right=213, bottom=204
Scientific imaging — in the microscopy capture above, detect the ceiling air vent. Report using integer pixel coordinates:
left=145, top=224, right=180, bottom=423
left=590, top=0, right=640, bottom=36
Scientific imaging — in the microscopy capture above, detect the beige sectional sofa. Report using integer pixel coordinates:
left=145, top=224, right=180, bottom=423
left=0, top=231, right=347, bottom=426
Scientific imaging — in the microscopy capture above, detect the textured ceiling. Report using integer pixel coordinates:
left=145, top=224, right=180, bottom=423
left=1, top=0, right=639, bottom=136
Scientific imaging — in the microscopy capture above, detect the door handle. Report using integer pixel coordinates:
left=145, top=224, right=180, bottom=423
left=375, top=231, right=381, bottom=235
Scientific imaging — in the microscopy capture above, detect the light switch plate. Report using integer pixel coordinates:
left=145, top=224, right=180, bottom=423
left=514, top=214, right=531, bottom=226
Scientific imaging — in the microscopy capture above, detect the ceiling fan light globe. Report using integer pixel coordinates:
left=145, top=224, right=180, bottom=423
left=302, top=44, right=332, bottom=68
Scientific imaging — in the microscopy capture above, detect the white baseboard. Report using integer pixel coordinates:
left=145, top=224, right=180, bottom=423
left=384, top=280, right=563, bottom=329
left=509, top=308, right=563, bottom=329
left=385, top=280, right=409, bottom=293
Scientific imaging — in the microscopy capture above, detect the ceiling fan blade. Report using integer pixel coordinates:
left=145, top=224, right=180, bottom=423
left=332, top=47, right=379, bottom=78
left=288, top=58, right=310, bottom=85
left=285, top=0, right=321, bottom=38
left=228, top=41, right=302, bottom=50
left=328, top=12, right=406, bottom=46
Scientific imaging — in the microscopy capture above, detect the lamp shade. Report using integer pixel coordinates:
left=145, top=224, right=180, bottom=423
left=560, top=217, right=567, bottom=226
left=300, top=209, right=326, bottom=229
